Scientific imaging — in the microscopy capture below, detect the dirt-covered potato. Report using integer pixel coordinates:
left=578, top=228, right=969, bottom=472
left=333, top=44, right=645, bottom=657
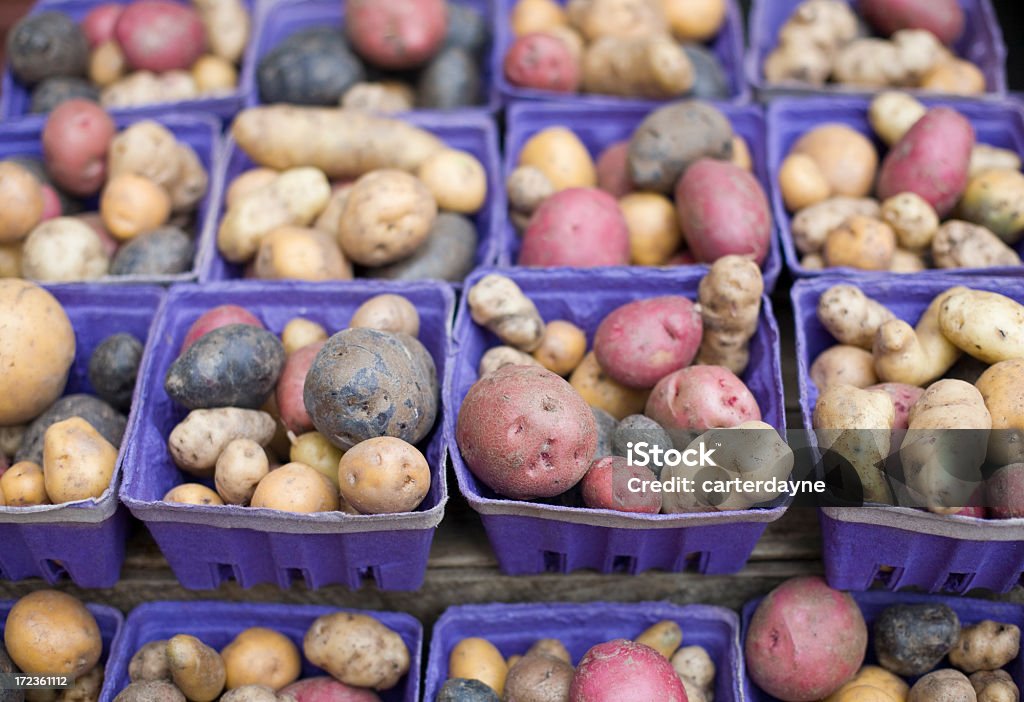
left=219, top=686, right=277, bottom=702
left=518, top=127, right=596, bottom=191
left=792, top=197, right=882, bottom=256
left=101, top=174, right=171, bottom=241
left=250, top=462, right=339, bottom=513
left=0, top=161, right=45, bottom=243
left=114, top=681, right=185, bottom=702
left=950, top=620, right=1021, bottom=673
left=21, top=217, right=110, bottom=282
left=168, top=408, right=276, bottom=478
left=214, top=438, right=270, bottom=506
left=874, top=603, right=961, bottom=676
left=303, top=612, right=410, bottom=690
left=468, top=274, right=545, bottom=351
left=932, top=220, right=1022, bottom=269
left=221, top=628, right=301, bottom=691
left=163, top=483, right=224, bottom=506
left=880, top=192, right=940, bottom=252
left=416, top=149, right=487, bottom=215
left=110, top=227, right=194, bottom=277
left=531, top=320, right=587, bottom=376
left=281, top=318, right=328, bottom=355
left=4, top=591, right=101, bottom=677
left=129, top=641, right=170, bottom=683
left=16, top=394, right=125, bottom=466
left=450, top=638, right=507, bottom=696
left=337, top=436, right=430, bottom=514
left=570, top=351, right=650, bottom=420
left=0, top=461, right=49, bottom=507
left=970, top=670, right=1019, bottom=702
left=8, top=11, right=88, bottom=86
left=43, top=417, right=118, bottom=503
left=253, top=226, right=352, bottom=281
left=365, top=212, right=478, bottom=283
left=349, top=295, right=420, bottom=336
left=671, top=646, right=715, bottom=691
left=581, top=35, right=693, bottom=99
left=504, top=653, right=574, bottom=702
left=107, top=121, right=180, bottom=191
left=908, top=669, right=975, bottom=702
left=166, top=636, right=225, bottom=702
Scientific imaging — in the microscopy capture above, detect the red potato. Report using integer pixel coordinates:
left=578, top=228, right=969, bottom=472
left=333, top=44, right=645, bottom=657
left=675, top=158, right=772, bottom=265
left=668, top=250, right=697, bottom=265
left=645, top=364, right=760, bottom=433
left=593, top=296, right=703, bottom=389
left=181, top=305, right=264, bottom=353
left=345, top=0, right=447, bottom=70
left=956, top=505, right=987, bottom=518
left=39, top=185, right=62, bottom=221
left=867, top=382, right=924, bottom=430
left=860, top=0, right=964, bottom=45
left=278, top=677, right=381, bottom=702
left=596, top=141, right=633, bottom=198
left=276, top=341, right=325, bottom=434
left=570, top=640, right=686, bottom=702
left=745, top=576, right=867, bottom=701
left=42, top=100, right=116, bottom=197
left=82, top=4, right=125, bottom=48
left=987, top=463, right=1024, bottom=519
left=580, top=456, right=661, bottom=513
left=519, top=187, right=630, bottom=267
left=877, top=108, right=975, bottom=217
left=114, top=1, right=208, bottom=72
left=504, top=33, right=580, bottom=93
left=456, top=364, right=597, bottom=500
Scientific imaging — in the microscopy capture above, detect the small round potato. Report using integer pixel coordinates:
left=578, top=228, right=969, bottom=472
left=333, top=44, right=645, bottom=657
left=0, top=161, right=44, bottom=243
left=507, top=165, right=555, bottom=215
left=823, top=215, right=897, bottom=270
left=779, top=153, right=831, bottom=211
left=569, top=351, right=649, bottom=421
left=869, top=91, right=927, bottom=146
left=192, top=54, right=238, bottom=93
left=21, top=217, right=110, bottom=282
left=221, top=627, right=301, bottom=691
left=811, top=345, right=878, bottom=390
left=518, top=127, right=596, bottom=191
left=107, top=120, right=180, bottom=191
left=511, top=0, right=567, bottom=34
left=282, top=318, right=328, bottom=355
left=337, top=436, right=431, bottom=514
left=289, top=432, right=344, bottom=489
left=100, top=174, right=171, bottom=240
left=504, top=654, right=574, bottom=702
left=254, top=226, right=353, bottom=281
left=0, top=461, right=49, bottom=507
left=792, top=125, right=878, bottom=198
left=303, top=612, right=411, bottom=691
left=349, top=294, right=420, bottom=336
left=42, top=417, right=117, bottom=503
left=664, top=0, right=727, bottom=41
left=129, top=640, right=170, bottom=683
left=226, top=168, right=279, bottom=208
left=4, top=591, right=101, bottom=677
left=163, top=483, right=225, bottom=506
left=531, top=320, right=587, bottom=376
left=450, top=638, right=508, bottom=696
left=881, top=192, right=940, bottom=252
left=619, top=192, right=682, bottom=266
left=908, top=669, right=975, bottom=702
left=215, top=438, right=270, bottom=506
left=250, top=462, right=340, bottom=514
left=921, top=59, right=986, bottom=96
left=89, top=40, right=127, bottom=87
left=416, top=149, right=487, bottom=214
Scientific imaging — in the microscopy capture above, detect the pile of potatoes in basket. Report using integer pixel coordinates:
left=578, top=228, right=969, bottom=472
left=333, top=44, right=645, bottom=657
left=810, top=282, right=1024, bottom=516
left=782, top=92, right=1024, bottom=273
left=116, top=611, right=410, bottom=702
left=0, top=280, right=142, bottom=507
left=746, top=576, right=1021, bottom=702
left=1, top=590, right=107, bottom=702
left=218, top=105, right=486, bottom=283
left=457, top=260, right=793, bottom=513
left=7, top=0, right=250, bottom=112
left=507, top=100, right=771, bottom=268
left=440, top=620, right=717, bottom=701
left=504, top=0, right=729, bottom=99
left=163, top=295, right=437, bottom=516
left=0, top=100, right=209, bottom=281
left=765, top=0, right=987, bottom=95
left=258, top=1, right=489, bottom=112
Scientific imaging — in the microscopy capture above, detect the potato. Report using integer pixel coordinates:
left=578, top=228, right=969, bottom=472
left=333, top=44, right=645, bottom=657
left=110, top=226, right=195, bottom=277
left=960, top=169, right=1024, bottom=246
left=114, top=1, right=207, bottom=72
left=921, top=59, right=986, bottom=95
left=168, top=144, right=209, bottom=214
left=182, top=305, right=264, bottom=353
left=250, top=462, right=339, bottom=513
left=970, top=145, right=1022, bottom=179
left=31, top=77, right=99, bottom=114
left=129, top=640, right=170, bottom=683
left=115, top=681, right=185, bottom=702
left=508, top=165, right=556, bottom=214
left=779, top=153, right=831, bottom=212
left=582, top=36, right=693, bottom=99
left=221, top=628, right=300, bottom=691
left=0, top=461, right=49, bottom=507
left=42, top=417, right=117, bottom=503
left=337, top=437, right=430, bottom=514
left=763, top=38, right=832, bottom=87
left=504, top=33, right=581, bottom=94
left=163, top=483, right=224, bottom=506
left=832, top=39, right=899, bottom=89
left=567, top=0, right=666, bottom=40
left=90, top=40, right=127, bottom=87
left=38, top=99, right=114, bottom=197
left=938, top=290, right=1024, bottom=364
left=7, top=12, right=89, bottom=85
left=792, top=197, right=881, bottom=255
left=258, top=29, right=365, bottom=107
left=811, top=346, right=878, bottom=391
left=166, top=635, right=225, bottom=702
left=364, top=212, right=478, bottom=283
left=645, top=365, right=760, bottom=435
left=341, top=81, right=415, bottom=114
left=304, top=612, right=410, bottom=690
left=413, top=149, right=488, bottom=215
left=868, top=382, right=925, bottom=431
left=531, top=320, right=586, bottom=376
left=87, top=332, right=143, bottom=412
left=168, top=408, right=276, bottom=478
left=932, top=220, right=1022, bottom=269
left=636, top=621, right=683, bottom=659
left=581, top=455, right=661, bottom=513
left=16, top=394, right=125, bottom=466
left=869, top=91, right=927, bottom=146
left=880, top=192, right=939, bottom=252
left=594, top=142, right=632, bottom=199
left=860, top=0, right=963, bottom=44
left=977, top=360, right=1024, bottom=466
left=527, top=639, right=571, bottom=664
left=970, top=670, right=1019, bottom=702
left=4, top=591, right=101, bottom=677
left=570, top=639, right=685, bottom=702
left=289, top=432, right=344, bottom=489
left=254, top=226, right=352, bottom=281
left=282, top=318, right=328, bottom=355
left=345, top=0, right=445, bottom=69
left=817, top=284, right=895, bottom=351
left=874, top=287, right=965, bottom=387
left=512, top=0, right=567, bottom=34
left=21, top=217, right=109, bottom=282
left=519, top=187, right=631, bottom=267
left=949, top=620, right=1021, bottom=674
left=874, top=603, right=961, bottom=676
left=304, top=328, right=438, bottom=450
left=504, top=654, right=574, bottom=702
left=619, top=192, right=682, bottom=266
left=0, top=161, right=45, bottom=242
left=593, top=296, right=702, bottom=389
left=275, top=341, right=325, bottom=435
left=214, top=438, right=270, bottom=505
left=100, top=174, right=171, bottom=241
left=450, top=638, right=507, bottom=696
left=278, top=677, right=381, bottom=702
left=350, top=295, right=420, bottom=336
left=823, top=215, right=897, bottom=271
left=107, top=121, right=180, bottom=190
left=193, top=0, right=249, bottom=63
left=0, top=241, right=23, bottom=277
left=519, top=127, right=596, bottom=192
left=908, top=669, right=975, bottom=702
left=457, top=365, right=597, bottom=499
left=479, top=346, right=541, bottom=376
left=226, top=169, right=279, bottom=209
left=192, top=55, right=238, bottom=93
left=570, top=351, right=650, bottom=420
left=792, top=125, right=878, bottom=198
left=671, top=646, right=715, bottom=691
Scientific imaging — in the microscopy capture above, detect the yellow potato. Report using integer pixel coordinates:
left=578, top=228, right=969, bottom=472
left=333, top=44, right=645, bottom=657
left=921, top=59, right=986, bottom=95
left=42, top=417, right=117, bottom=504
left=101, top=173, right=171, bottom=240
left=253, top=226, right=353, bottom=281
left=450, top=638, right=508, bottom=696
left=511, top=0, right=568, bottom=34
left=0, top=241, right=22, bottom=277
left=289, top=432, right=344, bottom=488
left=349, top=294, right=420, bottom=335
left=663, top=0, right=727, bottom=41
left=250, top=462, right=339, bottom=513
left=519, top=127, right=596, bottom=191
left=635, top=620, right=683, bottom=658
left=222, top=628, right=301, bottom=691
left=619, top=192, right=682, bottom=266
left=531, top=320, right=587, bottom=376
left=730, top=135, right=752, bottom=172
left=164, top=483, right=225, bottom=506
left=779, top=153, right=831, bottom=211
left=569, top=351, right=649, bottom=420
left=226, top=168, right=279, bottom=208
left=4, top=591, right=101, bottom=677
left=337, top=437, right=430, bottom=514
left=0, top=461, right=48, bottom=507
left=167, top=635, right=226, bottom=702
left=416, top=149, right=487, bottom=214
left=0, top=161, right=44, bottom=243
left=89, top=40, right=127, bottom=87
left=281, top=318, right=328, bottom=355
left=792, top=124, right=878, bottom=198
left=192, top=54, right=238, bottom=93
left=215, top=437, right=270, bottom=505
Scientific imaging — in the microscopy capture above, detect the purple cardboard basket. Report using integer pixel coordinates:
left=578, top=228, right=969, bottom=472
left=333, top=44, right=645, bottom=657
left=0, top=284, right=162, bottom=588
left=100, top=601, right=422, bottom=702
left=0, top=112, right=221, bottom=286
left=493, top=0, right=749, bottom=105
left=445, top=266, right=787, bottom=577
left=243, top=0, right=500, bottom=114
left=502, top=101, right=782, bottom=292
left=1, top=0, right=256, bottom=122
left=747, top=0, right=1007, bottom=99
left=770, top=96, right=1024, bottom=280
left=794, top=275, right=1024, bottom=594
left=198, top=112, right=503, bottom=285
left=424, top=602, right=744, bottom=701
left=120, top=281, right=454, bottom=591
left=742, top=590, right=1024, bottom=700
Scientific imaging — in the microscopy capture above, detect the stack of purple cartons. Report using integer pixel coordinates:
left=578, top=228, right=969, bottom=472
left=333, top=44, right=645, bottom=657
left=0, top=285, right=162, bottom=588
left=100, top=601, right=422, bottom=702
left=424, top=602, right=745, bottom=700
left=746, top=0, right=1007, bottom=100
left=0, top=0, right=257, bottom=121
left=741, top=591, right=1024, bottom=700
left=119, top=281, right=454, bottom=591
left=446, top=267, right=786, bottom=576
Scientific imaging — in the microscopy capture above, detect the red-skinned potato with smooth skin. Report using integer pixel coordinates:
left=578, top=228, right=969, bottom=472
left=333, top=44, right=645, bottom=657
left=645, top=364, right=760, bottom=433
left=593, top=296, right=703, bottom=389
left=345, top=0, right=447, bottom=70
left=278, top=677, right=381, bottom=702
left=877, top=108, right=975, bottom=217
left=82, top=4, right=125, bottom=48
left=504, top=33, right=580, bottom=93
left=569, top=640, right=686, bottom=702
left=745, top=576, right=867, bottom=701
left=596, top=141, right=633, bottom=198
left=519, top=187, right=630, bottom=267
left=675, top=158, right=772, bottom=265
left=114, top=1, right=208, bottom=72
left=276, top=341, right=326, bottom=435
left=581, top=456, right=661, bottom=513
left=987, top=463, right=1024, bottom=519
left=457, top=365, right=597, bottom=500
left=42, top=100, right=116, bottom=197
left=860, top=0, right=964, bottom=45
left=181, top=305, right=264, bottom=353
